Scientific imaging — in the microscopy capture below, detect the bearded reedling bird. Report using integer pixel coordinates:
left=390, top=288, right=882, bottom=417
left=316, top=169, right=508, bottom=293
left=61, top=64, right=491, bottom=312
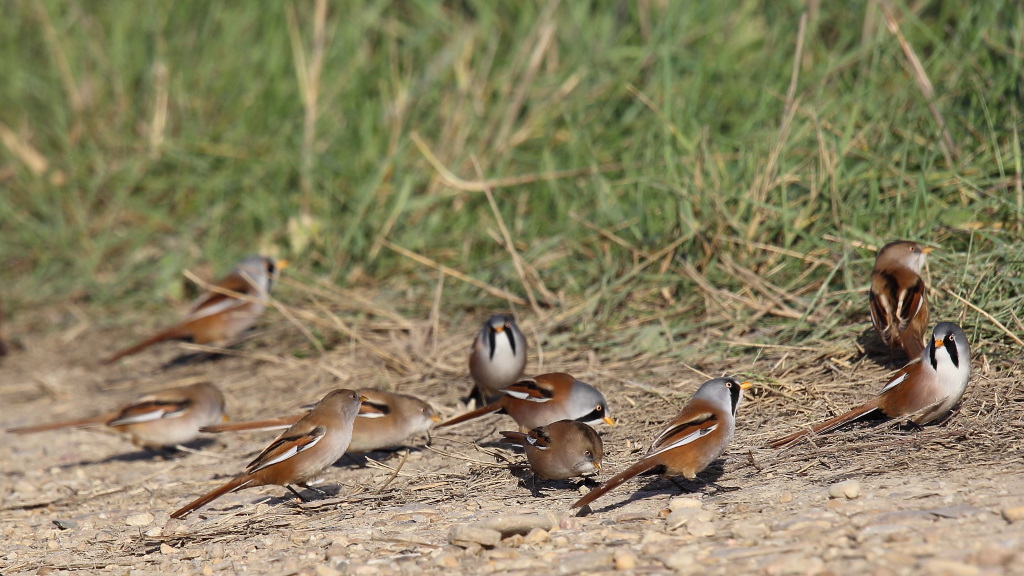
left=103, top=255, right=286, bottom=365
left=869, top=241, right=931, bottom=359
left=468, top=314, right=528, bottom=404
left=201, top=389, right=441, bottom=453
left=500, top=420, right=604, bottom=488
left=572, top=378, right=751, bottom=511
left=170, top=389, right=365, bottom=519
left=769, top=322, right=970, bottom=449
left=6, top=382, right=226, bottom=449
left=438, top=372, right=614, bottom=432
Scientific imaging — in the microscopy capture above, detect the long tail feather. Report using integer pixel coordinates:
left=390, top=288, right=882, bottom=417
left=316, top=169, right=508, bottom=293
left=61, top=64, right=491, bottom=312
left=436, top=402, right=501, bottom=428
left=170, top=475, right=253, bottom=519
left=572, top=458, right=657, bottom=509
left=103, top=325, right=188, bottom=365
left=7, top=414, right=114, bottom=434
left=768, top=401, right=880, bottom=449
left=201, top=417, right=299, bottom=433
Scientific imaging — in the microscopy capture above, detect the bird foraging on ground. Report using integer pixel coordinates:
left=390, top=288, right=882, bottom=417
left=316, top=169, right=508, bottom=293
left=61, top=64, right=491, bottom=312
left=104, top=255, right=285, bottom=364
left=170, top=389, right=364, bottom=519
left=769, top=322, right=970, bottom=449
left=572, top=377, right=751, bottom=511
left=7, top=382, right=226, bottom=449
left=500, top=419, right=603, bottom=493
left=438, top=372, right=614, bottom=432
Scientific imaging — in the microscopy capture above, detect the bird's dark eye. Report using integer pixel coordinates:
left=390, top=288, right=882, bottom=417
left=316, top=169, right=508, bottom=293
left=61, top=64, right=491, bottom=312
left=595, top=405, right=603, bottom=412
left=584, top=450, right=592, bottom=457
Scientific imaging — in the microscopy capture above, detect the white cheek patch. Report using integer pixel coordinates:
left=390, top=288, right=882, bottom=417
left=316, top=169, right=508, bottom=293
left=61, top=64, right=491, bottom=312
left=648, top=423, right=718, bottom=458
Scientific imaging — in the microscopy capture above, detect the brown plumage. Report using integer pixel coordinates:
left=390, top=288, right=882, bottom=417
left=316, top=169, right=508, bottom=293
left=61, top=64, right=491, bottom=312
left=201, top=389, right=440, bottom=453
left=7, top=382, right=226, bottom=449
left=500, top=420, right=604, bottom=481
left=438, top=372, right=613, bottom=432
left=573, top=378, right=750, bottom=510
left=769, top=322, right=971, bottom=449
left=170, top=389, right=364, bottom=519
left=869, top=241, right=930, bottom=359
left=104, top=256, right=285, bottom=364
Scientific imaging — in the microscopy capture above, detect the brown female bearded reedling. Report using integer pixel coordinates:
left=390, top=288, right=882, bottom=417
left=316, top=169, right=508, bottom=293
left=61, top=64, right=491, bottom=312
left=500, top=420, right=604, bottom=491
left=170, top=389, right=364, bottom=519
left=104, top=255, right=286, bottom=364
left=201, top=389, right=441, bottom=453
left=7, top=382, right=226, bottom=449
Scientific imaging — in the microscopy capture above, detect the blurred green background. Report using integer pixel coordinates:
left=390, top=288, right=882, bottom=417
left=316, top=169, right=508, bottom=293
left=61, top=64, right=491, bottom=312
left=2, top=0, right=1021, bottom=358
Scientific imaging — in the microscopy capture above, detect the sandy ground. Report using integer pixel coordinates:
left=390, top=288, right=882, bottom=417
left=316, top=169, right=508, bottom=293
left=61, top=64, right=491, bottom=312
left=2, top=309, right=1023, bottom=576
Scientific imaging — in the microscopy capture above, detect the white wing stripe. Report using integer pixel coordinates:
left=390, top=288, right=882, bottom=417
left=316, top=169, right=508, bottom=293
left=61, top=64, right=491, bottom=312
left=647, top=423, right=718, bottom=458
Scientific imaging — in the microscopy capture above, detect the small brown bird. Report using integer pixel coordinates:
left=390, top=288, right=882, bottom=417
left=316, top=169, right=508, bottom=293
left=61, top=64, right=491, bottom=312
left=769, top=322, right=971, bottom=448
left=500, top=420, right=604, bottom=485
left=468, top=314, right=527, bottom=403
left=869, top=240, right=931, bottom=359
left=7, top=382, right=226, bottom=449
left=104, top=255, right=285, bottom=364
left=438, top=372, right=614, bottom=432
left=170, top=389, right=365, bottom=519
left=201, top=389, right=441, bottom=453
left=572, top=378, right=751, bottom=510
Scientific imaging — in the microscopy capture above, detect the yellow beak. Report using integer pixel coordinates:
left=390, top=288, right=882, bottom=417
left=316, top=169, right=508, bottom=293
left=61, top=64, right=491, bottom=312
left=740, top=381, right=753, bottom=390
left=603, top=416, right=616, bottom=427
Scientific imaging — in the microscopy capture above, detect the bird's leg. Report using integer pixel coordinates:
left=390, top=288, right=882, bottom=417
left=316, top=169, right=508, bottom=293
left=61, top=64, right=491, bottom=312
left=530, top=473, right=543, bottom=498
left=668, top=477, right=692, bottom=493
left=300, top=483, right=331, bottom=498
left=285, top=485, right=309, bottom=502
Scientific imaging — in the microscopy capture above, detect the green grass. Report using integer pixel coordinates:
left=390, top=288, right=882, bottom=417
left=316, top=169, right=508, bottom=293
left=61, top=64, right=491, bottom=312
left=2, top=0, right=1022, bottom=359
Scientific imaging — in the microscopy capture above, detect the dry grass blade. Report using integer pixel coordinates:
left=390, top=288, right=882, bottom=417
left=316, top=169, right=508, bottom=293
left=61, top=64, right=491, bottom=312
left=380, top=239, right=527, bottom=306
left=746, top=12, right=806, bottom=240
left=472, top=156, right=544, bottom=316
left=410, top=132, right=624, bottom=192
left=944, top=288, right=1024, bottom=347
left=877, top=0, right=959, bottom=165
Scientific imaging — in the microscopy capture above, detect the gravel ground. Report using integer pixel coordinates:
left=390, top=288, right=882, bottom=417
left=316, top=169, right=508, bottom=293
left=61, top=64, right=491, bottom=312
left=2, top=315, right=1023, bottom=576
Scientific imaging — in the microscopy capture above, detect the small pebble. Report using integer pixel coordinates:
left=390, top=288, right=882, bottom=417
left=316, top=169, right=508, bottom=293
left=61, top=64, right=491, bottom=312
left=125, top=512, right=155, bottom=527
left=613, top=549, right=637, bottom=571
left=1000, top=505, right=1024, bottom=523
left=448, top=525, right=501, bottom=548
left=434, top=552, right=460, bottom=568
left=160, top=543, right=176, bottom=555
left=668, top=497, right=703, bottom=511
left=315, top=565, right=342, bottom=576
left=522, top=528, right=549, bottom=545
left=686, top=518, right=716, bottom=537
left=828, top=479, right=861, bottom=500
left=919, top=559, right=980, bottom=576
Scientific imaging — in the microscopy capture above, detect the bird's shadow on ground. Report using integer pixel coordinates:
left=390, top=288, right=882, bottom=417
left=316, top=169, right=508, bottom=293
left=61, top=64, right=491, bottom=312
left=58, top=437, right=222, bottom=469
left=578, top=460, right=734, bottom=514
left=856, top=327, right=911, bottom=368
